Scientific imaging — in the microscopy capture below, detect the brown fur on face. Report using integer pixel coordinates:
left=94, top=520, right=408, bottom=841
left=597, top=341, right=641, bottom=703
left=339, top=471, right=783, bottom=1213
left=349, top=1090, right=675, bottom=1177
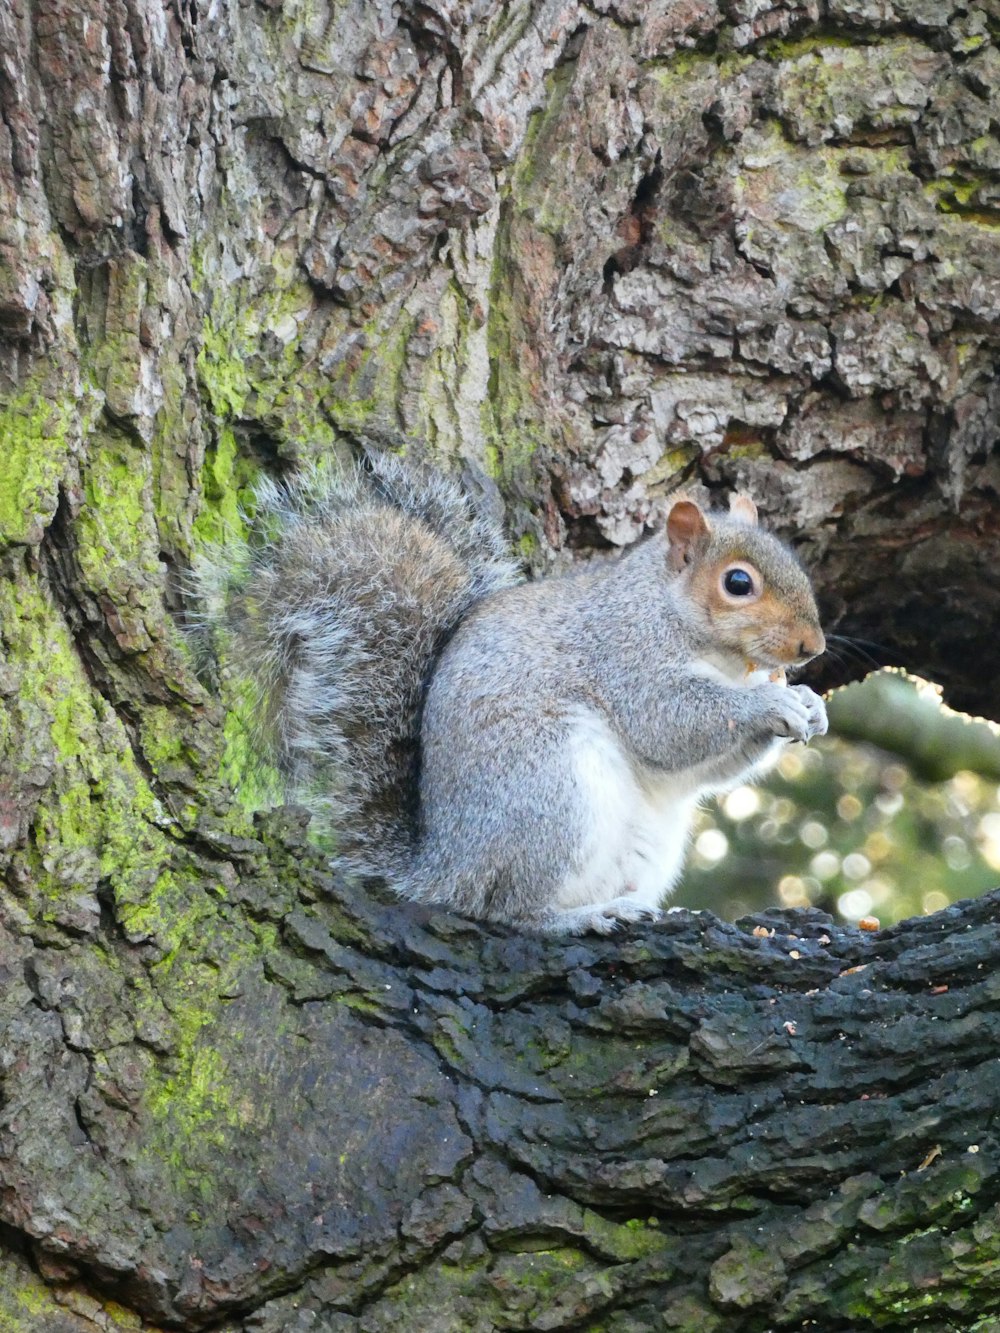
left=687, top=551, right=825, bottom=667
left=665, top=493, right=825, bottom=670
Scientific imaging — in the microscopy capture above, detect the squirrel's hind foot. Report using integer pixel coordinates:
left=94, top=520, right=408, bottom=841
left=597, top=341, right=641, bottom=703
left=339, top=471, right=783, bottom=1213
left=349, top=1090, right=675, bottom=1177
left=539, top=896, right=664, bottom=936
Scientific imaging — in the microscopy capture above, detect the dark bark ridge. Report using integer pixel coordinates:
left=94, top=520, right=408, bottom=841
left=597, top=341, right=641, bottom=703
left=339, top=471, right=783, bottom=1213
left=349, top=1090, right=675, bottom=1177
left=2, top=813, right=1000, bottom=1331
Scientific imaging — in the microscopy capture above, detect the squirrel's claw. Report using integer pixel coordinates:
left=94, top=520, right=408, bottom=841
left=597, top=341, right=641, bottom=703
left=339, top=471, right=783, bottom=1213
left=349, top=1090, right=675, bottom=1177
left=542, top=898, right=664, bottom=935
left=761, top=682, right=828, bottom=745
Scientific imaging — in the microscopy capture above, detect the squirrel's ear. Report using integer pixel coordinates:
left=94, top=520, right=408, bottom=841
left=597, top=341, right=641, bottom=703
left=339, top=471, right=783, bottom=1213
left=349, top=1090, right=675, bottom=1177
left=728, top=493, right=758, bottom=526
left=666, top=499, right=710, bottom=571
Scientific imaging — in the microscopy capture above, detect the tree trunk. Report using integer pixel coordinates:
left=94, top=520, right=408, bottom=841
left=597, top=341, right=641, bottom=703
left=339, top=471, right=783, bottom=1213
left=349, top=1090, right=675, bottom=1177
left=2, top=0, right=1000, bottom=1327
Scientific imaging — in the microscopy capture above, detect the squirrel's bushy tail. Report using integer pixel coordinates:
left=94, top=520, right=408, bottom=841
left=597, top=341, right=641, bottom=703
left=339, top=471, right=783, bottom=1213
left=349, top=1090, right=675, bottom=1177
left=195, top=453, right=521, bottom=874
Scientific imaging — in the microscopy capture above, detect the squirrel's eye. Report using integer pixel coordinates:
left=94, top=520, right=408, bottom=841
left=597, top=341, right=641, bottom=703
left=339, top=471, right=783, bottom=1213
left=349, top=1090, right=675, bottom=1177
left=723, top=567, right=755, bottom=597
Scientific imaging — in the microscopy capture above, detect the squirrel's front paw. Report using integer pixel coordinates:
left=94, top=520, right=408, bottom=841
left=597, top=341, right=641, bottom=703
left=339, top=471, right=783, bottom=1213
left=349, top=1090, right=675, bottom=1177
left=789, top=684, right=828, bottom=741
left=762, top=683, right=827, bottom=744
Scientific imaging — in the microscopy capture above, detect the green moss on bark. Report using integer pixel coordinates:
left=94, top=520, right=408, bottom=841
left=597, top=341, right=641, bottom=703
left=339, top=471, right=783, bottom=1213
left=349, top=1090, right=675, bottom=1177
left=0, top=567, right=172, bottom=912
left=193, top=243, right=338, bottom=455
left=0, top=383, right=82, bottom=547
left=0, top=1253, right=149, bottom=1330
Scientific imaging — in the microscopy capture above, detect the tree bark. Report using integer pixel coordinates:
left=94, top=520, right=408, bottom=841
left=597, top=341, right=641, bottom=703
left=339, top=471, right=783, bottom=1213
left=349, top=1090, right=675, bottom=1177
left=4, top=847, right=1000, bottom=1331
left=2, top=0, right=1000, bottom=1327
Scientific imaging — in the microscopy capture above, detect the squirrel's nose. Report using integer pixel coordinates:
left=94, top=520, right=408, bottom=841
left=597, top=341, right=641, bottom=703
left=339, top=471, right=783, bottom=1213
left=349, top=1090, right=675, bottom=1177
left=798, top=627, right=826, bottom=661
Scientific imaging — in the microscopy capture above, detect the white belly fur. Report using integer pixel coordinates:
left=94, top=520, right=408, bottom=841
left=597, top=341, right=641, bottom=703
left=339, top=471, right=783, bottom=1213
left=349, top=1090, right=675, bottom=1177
left=554, top=709, right=699, bottom=912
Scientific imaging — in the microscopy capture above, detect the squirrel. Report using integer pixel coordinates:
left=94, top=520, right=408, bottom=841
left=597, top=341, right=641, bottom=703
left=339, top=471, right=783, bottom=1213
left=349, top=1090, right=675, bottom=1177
left=196, top=452, right=828, bottom=934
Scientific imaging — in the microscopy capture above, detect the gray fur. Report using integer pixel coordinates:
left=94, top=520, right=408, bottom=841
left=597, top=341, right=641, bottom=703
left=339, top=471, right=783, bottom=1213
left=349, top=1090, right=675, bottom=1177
left=403, top=535, right=826, bottom=930
left=193, top=454, right=521, bottom=872
left=196, top=460, right=827, bottom=933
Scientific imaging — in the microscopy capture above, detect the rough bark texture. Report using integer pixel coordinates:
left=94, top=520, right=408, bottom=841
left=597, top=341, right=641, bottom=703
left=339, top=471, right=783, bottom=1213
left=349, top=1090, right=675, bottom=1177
left=4, top=844, right=1000, bottom=1331
left=2, top=0, right=1000, bottom=1327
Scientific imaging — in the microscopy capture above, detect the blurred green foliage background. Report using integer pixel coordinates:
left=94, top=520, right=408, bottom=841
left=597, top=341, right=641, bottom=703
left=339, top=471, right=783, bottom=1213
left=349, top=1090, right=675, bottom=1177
left=674, top=670, right=1000, bottom=925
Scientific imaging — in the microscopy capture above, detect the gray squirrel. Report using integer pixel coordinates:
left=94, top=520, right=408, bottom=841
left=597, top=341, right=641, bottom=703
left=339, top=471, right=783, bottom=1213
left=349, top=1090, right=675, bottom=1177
left=198, top=452, right=828, bottom=933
